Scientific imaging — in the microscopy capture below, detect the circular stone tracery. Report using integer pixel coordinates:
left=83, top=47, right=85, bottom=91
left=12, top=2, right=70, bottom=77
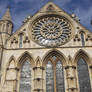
left=32, top=15, right=72, bottom=47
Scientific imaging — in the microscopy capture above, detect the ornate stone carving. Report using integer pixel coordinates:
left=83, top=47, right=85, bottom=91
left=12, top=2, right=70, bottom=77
left=32, top=15, right=72, bottom=47
left=47, top=5, right=55, bottom=11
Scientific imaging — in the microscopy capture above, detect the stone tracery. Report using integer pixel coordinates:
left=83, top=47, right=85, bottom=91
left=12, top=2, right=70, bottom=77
left=32, top=15, right=72, bottom=47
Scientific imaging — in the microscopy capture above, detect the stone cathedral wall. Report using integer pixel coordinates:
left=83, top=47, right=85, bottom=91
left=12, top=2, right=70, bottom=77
left=0, top=2, right=92, bottom=92
left=0, top=47, right=92, bottom=92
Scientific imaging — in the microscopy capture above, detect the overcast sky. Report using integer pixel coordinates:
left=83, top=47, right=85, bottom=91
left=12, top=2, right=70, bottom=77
left=0, top=0, right=92, bottom=32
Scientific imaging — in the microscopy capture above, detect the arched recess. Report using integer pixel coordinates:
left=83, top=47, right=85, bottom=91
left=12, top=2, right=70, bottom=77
left=74, top=49, right=91, bottom=92
left=42, top=49, right=66, bottom=66
left=6, top=56, right=16, bottom=80
left=4, top=56, right=17, bottom=92
left=6, top=56, right=16, bottom=70
left=42, top=49, right=66, bottom=92
left=18, top=32, right=25, bottom=48
left=17, top=51, right=35, bottom=68
left=17, top=51, right=35, bottom=92
left=74, top=49, right=91, bottom=65
left=79, top=30, right=86, bottom=46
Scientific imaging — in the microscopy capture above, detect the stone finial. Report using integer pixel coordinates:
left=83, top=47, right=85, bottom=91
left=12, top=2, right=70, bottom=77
left=1, top=7, right=12, bottom=22
left=68, top=55, right=73, bottom=65
left=71, top=13, right=80, bottom=22
left=47, top=4, right=55, bottom=11
left=36, top=56, right=41, bottom=67
left=71, top=13, right=76, bottom=18
left=68, top=55, right=72, bottom=61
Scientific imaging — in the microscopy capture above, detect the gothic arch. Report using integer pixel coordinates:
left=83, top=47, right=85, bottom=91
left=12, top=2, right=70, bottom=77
left=18, top=32, right=25, bottom=36
left=4, top=56, right=17, bottom=92
left=42, top=49, right=67, bottom=66
left=42, top=49, right=66, bottom=92
left=36, top=56, right=42, bottom=67
left=78, top=29, right=86, bottom=34
left=74, top=49, right=91, bottom=65
left=74, top=49, right=92, bottom=92
left=17, top=51, right=35, bottom=68
left=5, top=56, right=16, bottom=81
left=6, top=56, right=16, bottom=68
left=17, top=51, right=34, bottom=92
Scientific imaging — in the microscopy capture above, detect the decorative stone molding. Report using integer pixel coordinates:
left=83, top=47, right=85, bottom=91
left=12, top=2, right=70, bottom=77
left=74, top=34, right=81, bottom=42
left=33, top=57, right=44, bottom=92
left=23, top=36, right=30, bottom=43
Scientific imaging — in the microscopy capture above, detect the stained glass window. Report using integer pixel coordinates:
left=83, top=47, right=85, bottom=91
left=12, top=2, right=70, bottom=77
left=56, top=61, right=65, bottom=92
left=46, top=61, right=54, bottom=92
left=81, top=32, right=85, bottom=46
left=19, top=33, right=23, bottom=48
left=46, top=56, right=65, bottom=92
left=77, top=58, right=91, bottom=92
left=32, top=15, right=72, bottom=47
left=19, top=60, right=32, bottom=92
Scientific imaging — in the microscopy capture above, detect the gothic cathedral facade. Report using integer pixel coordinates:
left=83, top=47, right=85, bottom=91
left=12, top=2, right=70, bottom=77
left=0, top=2, right=92, bottom=92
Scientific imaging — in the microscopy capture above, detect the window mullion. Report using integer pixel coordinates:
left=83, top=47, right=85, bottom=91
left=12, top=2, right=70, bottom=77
left=53, top=64, right=57, bottom=92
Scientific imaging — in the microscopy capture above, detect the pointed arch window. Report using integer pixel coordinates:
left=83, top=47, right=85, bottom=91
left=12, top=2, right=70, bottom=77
left=46, top=61, right=54, bottom=92
left=56, top=61, right=65, bottom=92
left=46, top=56, right=65, bottom=92
left=77, top=58, right=91, bottom=92
left=19, top=60, right=32, bottom=92
left=19, top=33, right=23, bottom=48
left=80, top=32, right=85, bottom=46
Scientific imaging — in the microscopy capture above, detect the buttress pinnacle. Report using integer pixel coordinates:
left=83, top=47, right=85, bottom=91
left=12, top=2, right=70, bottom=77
left=1, top=7, right=12, bottom=22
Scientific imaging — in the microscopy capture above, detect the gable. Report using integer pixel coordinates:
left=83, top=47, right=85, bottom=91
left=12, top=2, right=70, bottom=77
left=6, top=2, right=92, bottom=49
left=39, top=2, right=64, bottom=12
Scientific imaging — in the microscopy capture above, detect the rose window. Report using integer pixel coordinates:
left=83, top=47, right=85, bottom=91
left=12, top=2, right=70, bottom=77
left=31, top=15, right=72, bottom=47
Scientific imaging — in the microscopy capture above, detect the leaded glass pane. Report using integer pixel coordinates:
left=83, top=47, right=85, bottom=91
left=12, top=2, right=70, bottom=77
left=46, top=61, right=54, bottom=92
left=77, top=58, right=91, bottom=92
left=56, top=61, right=65, bottom=92
left=19, top=34, right=23, bottom=48
left=19, top=60, right=32, bottom=92
left=52, top=56, right=57, bottom=61
left=81, top=33, right=85, bottom=46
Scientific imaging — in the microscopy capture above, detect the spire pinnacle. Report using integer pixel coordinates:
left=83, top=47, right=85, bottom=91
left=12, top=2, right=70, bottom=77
left=2, top=7, right=12, bottom=22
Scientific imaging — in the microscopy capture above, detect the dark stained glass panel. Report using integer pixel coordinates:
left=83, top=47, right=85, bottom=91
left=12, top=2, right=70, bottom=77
left=19, top=34, right=23, bottom=48
left=56, top=61, right=65, bottom=92
left=19, top=60, right=32, bottom=92
left=46, top=61, right=54, bottom=92
left=81, top=32, right=85, bottom=46
left=77, top=58, right=91, bottom=92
